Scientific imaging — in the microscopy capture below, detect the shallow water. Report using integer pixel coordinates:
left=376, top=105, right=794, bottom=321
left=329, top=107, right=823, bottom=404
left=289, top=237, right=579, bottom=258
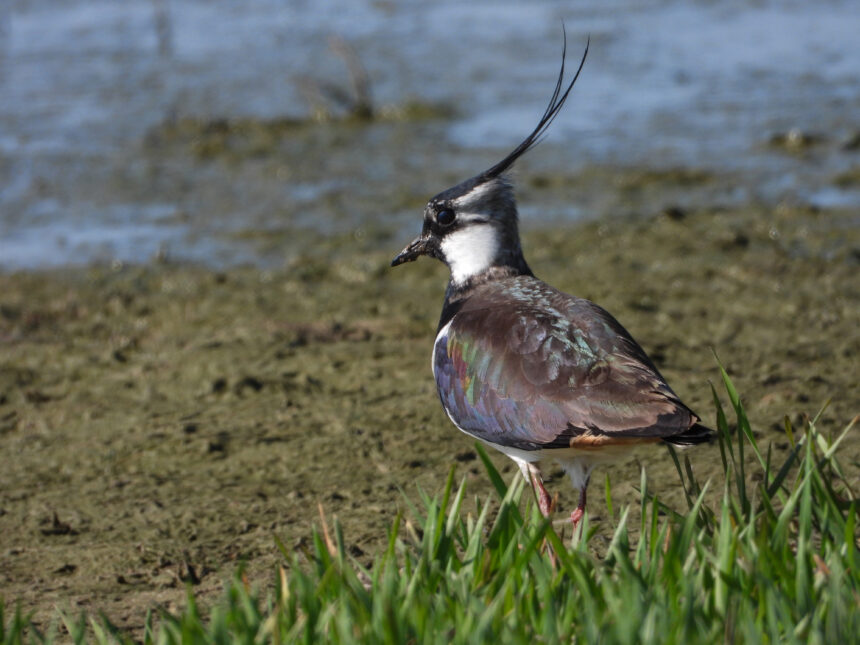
left=1, top=0, right=859, bottom=269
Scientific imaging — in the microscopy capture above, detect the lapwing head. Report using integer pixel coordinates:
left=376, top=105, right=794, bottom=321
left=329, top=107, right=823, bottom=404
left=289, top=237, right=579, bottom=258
left=391, top=33, right=588, bottom=287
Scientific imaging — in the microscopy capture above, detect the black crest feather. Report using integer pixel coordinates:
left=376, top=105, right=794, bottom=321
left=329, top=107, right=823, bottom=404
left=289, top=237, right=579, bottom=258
left=481, top=29, right=589, bottom=181
left=427, top=30, right=589, bottom=207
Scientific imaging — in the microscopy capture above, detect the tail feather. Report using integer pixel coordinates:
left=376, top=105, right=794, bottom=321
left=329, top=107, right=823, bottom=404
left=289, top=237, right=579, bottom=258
left=664, top=423, right=716, bottom=446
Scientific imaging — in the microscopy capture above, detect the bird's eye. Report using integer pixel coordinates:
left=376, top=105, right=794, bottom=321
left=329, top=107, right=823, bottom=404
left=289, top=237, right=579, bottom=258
left=436, top=209, right=456, bottom=227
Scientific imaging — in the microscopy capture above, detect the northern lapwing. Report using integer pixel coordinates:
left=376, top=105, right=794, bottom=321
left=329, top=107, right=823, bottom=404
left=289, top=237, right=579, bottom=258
left=391, top=38, right=714, bottom=529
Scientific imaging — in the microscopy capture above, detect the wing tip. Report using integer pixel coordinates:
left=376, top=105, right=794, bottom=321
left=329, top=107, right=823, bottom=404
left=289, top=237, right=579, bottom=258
left=663, top=422, right=717, bottom=447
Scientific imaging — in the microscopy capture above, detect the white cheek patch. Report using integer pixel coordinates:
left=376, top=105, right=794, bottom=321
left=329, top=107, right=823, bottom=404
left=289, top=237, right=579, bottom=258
left=440, top=224, right=500, bottom=285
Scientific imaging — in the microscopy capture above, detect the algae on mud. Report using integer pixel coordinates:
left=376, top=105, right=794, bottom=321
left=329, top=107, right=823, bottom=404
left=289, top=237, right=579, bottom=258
left=0, top=202, right=858, bottom=633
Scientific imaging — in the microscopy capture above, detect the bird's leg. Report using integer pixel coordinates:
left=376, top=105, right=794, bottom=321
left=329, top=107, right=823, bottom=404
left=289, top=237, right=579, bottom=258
left=570, top=476, right=590, bottom=532
left=526, top=465, right=559, bottom=567
left=528, top=468, right=554, bottom=519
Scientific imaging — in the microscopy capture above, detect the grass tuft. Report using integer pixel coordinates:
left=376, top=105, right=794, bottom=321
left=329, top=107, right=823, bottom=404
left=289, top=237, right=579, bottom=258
left=2, top=368, right=858, bottom=644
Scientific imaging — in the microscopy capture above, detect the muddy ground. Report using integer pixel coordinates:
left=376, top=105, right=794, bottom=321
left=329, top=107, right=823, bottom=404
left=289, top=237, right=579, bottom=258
left=1, top=198, right=858, bottom=633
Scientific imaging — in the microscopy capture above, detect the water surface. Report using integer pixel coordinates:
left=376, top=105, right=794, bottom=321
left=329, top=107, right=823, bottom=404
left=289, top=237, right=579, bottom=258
left=1, top=0, right=858, bottom=269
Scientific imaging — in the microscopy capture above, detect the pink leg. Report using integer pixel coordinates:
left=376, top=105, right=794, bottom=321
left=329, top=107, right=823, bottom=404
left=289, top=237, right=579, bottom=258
left=570, top=477, right=590, bottom=531
left=527, top=467, right=559, bottom=566
left=530, top=471, right=554, bottom=518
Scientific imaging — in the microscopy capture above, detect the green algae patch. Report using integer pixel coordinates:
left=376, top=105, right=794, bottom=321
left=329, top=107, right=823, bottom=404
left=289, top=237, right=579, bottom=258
left=833, top=165, right=860, bottom=187
left=0, top=204, right=857, bottom=633
left=146, top=98, right=455, bottom=163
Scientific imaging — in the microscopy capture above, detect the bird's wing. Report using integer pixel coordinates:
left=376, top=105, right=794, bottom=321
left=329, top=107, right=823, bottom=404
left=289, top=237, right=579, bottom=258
left=434, top=281, right=698, bottom=450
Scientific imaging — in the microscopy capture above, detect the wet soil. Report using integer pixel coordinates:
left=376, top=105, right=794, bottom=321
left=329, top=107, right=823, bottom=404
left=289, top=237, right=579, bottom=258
left=1, top=200, right=858, bottom=633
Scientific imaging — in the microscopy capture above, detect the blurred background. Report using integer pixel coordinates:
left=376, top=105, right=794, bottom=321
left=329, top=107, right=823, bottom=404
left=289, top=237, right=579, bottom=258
left=0, top=0, right=858, bottom=270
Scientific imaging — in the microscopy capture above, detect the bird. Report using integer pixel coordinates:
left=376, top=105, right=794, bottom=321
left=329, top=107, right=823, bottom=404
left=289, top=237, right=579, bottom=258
left=390, top=36, right=714, bottom=529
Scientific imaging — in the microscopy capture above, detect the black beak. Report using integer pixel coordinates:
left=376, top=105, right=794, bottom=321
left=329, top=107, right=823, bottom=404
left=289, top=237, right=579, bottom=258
left=391, top=233, right=432, bottom=267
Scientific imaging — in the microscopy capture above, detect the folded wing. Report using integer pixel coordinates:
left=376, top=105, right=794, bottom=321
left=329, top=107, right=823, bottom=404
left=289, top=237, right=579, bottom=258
left=434, top=279, right=700, bottom=450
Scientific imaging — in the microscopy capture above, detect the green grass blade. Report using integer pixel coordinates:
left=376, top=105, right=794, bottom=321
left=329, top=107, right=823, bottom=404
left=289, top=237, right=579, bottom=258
left=475, top=442, right=508, bottom=499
